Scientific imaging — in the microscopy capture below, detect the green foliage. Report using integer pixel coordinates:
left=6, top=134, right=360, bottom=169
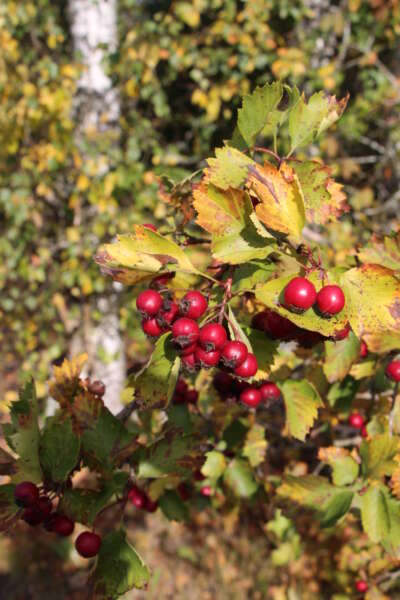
left=40, top=418, right=80, bottom=482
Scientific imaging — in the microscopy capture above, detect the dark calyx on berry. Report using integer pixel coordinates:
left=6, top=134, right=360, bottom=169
left=179, top=291, right=208, bottom=320
left=172, top=318, right=200, bottom=348
left=199, top=323, right=227, bottom=352
left=220, top=341, right=248, bottom=369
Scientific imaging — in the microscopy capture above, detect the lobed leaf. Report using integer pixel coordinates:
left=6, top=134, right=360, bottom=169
left=40, top=418, right=80, bottom=482
left=279, top=379, right=323, bottom=441
left=237, top=82, right=283, bottom=147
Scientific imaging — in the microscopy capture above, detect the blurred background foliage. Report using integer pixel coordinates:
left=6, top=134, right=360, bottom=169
left=1, top=0, right=399, bottom=403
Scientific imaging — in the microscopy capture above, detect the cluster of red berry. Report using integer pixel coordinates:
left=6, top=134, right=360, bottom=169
left=127, top=484, right=158, bottom=513
left=283, top=277, right=345, bottom=316
left=213, top=371, right=281, bottom=408
left=172, top=379, right=198, bottom=405
left=14, top=481, right=101, bottom=558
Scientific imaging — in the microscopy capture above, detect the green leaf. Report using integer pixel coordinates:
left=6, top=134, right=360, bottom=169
left=237, top=82, right=283, bottom=147
left=243, top=327, right=279, bottom=373
left=201, top=450, right=226, bottom=480
left=205, top=146, right=254, bottom=190
left=360, top=485, right=390, bottom=543
left=323, top=332, right=361, bottom=383
left=133, top=333, right=181, bottom=409
left=360, top=434, right=399, bottom=480
left=0, top=484, right=20, bottom=532
left=231, top=261, right=276, bottom=293
left=280, top=380, right=323, bottom=441
left=3, top=380, right=42, bottom=483
left=327, top=376, right=360, bottom=412
left=242, top=424, right=267, bottom=467
left=223, top=458, right=258, bottom=498
left=137, top=433, right=198, bottom=478
left=320, top=491, right=354, bottom=528
left=288, top=92, right=348, bottom=154
left=90, top=530, right=150, bottom=597
left=159, top=490, right=189, bottom=521
left=319, top=447, right=359, bottom=486
left=40, top=418, right=80, bottom=483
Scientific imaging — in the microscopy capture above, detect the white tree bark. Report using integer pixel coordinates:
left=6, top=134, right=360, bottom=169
left=68, top=0, right=125, bottom=414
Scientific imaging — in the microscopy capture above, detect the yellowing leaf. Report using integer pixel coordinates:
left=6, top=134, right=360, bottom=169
left=280, top=379, right=323, bottom=441
left=237, top=82, right=283, bottom=147
left=243, top=424, right=267, bottom=467
left=358, top=232, right=400, bottom=273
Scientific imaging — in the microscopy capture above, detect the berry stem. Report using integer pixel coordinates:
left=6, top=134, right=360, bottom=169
left=217, top=278, right=233, bottom=324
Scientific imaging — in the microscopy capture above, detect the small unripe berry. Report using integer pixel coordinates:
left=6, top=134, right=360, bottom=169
left=199, top=323, right=227, bottom=352
left=14, top=481, right=39, bottom=508
left=142, top=317, right=166, bottom=338
left=180, top=291, right=208, bottom=320
left=52, top=514, right=75, bottom=537
left=355, top=580, right=368, bottom=593
left=172, top=318, right=200, bottom=348
left=143, top=223, right=157, bottom=232
left=75, top=531, right=102, bottom=558
left=220, top=341, right=248, bottom=369
left=284, top=277, right=317, bottom=312
left=251, top=309, right=297, bottom=340
left=136, top=289, right=163, bottom=317
left=194, top=345, right=221, bottom=368
left=360, top=340, right=368, bottom=359
left=259, top=382, right=281, bottom=402
left=349, top=413, right=364, bottom=429
left=234, top=353, right=258, bottom=378
left=128, top=486, right=146, bottom=509
left=386, top=360, right=400, bottom=382
left=240, top=387, right=262, bottom=407
left=316, top=284, right=345, bottom=316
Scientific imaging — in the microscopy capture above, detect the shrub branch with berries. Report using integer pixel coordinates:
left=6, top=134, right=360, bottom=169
left=2, top=83, right=400, bottom=598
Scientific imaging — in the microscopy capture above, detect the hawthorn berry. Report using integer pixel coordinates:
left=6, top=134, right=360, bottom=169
left=332, top=323, right=351, bottom=341
left=349, top=413, right=364, bottom=429
left=284, top=277, right=317, bottom=312
left=361, top=425, right=368, bottom=438
left=294, top=328, right=325, bottom=348
left=234, top=353, right=258, bottom=378
left=128, top=486, right=147, bottom=509
left=172, top=317, right=200, bottom=348
left=177, top=483, right=191, bottom=502
left=181, top=353, right=198, bottom=372
left=240, top=387, right=262, bottom=408
left=186, top=390, right=199, bottom=404
left=180, top=341, right=198, bottom=356
left=22, top=507, right=44, bottom=526
left=316, top=284, right=345, bottom=316
left=251, top=309, right=297, bottom=340
left=355, top=580, right=368, bottom=593
left=359, top=341, right=368, bottom=359
left=37, top=496, right=53, bottom=517
left=150, top=273, right=174, bottom=288
left=213, top=371, right=237, bottom=398
left=143, top=223, right=157, bottom=232
left=220, top=341, right=248, bottom=369
left=157, top=300, right=179, bottom=327
left=193, top=469, right=205, bottom=482
left=142, top=317, right=166, bottom=338
left=199, top=323, right=227, bottom=352
left=75, top=531, right=102, bottom=558
left=259, top=382, right=281, bottom=402
left=14, top=481, right=40, bottom=508
left=386, top=359, right=400, bottom=382
left=200, top=486, right=213, bottom=497
left=88, top=380, right=106, bottom=397
left=144, top=497, right=158, bottom=513
left=136, top=289, right=163, bottom=317
left=195, top=345, right=221, bottom=368
left=52, top=515, right=75, bottom=537
left=180, top=291, right=208, bottom=320
left=175, top=379, right=188, bottom=396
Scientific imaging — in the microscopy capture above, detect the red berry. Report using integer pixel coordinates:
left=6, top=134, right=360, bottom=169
left=136, top=289, right=163, bottom=317
left=180, top=341, right=198, bottom=356
left=178, top=483, right=191, bottom=501
left=200, top=486, right=213, bottom=497
left=332, top=323, right=351, bottom=341
left=284, top=277, right=317, bottom=312
left=355, top=580, right=368, bottom=593
left=199, top=323, right=227, bottom=352
left=128, top=486, right=146, bottom=509
left=175, top=379, right=188, bottom=396
left=157, top=301, right=179, bottom=327
left=294, top=328, right=325, bottom=348
left=259, top=382, right=281, bottom=402
left=52, top=515, right=75, bottom=537
left=234, top=353, right=258, bottom=378
left=213, top=371, right=237, bottom=398
left=150, top=273, right=174, bottom=288
left=240, top=387, right=262, bottom=408
left=89, top=380, right=106, bottom=397
left=14, top=482, right=39, bottom=508
left=194, top=469, right=205, bottom=482
left=181, top=353, right=198, bottom=372
left=194, top=345, right=221, bottom=368
left=180, top=291, right=208, bottom=320
left=349, top=413, right=364, bottom=429
left=37, top=496, right=53, bottom=517
left=360, top=341, right=368, bottom=359
left=75, top=531, right=102, bottom=558
left=172, top=317, right=200, bottom=348
left=22, top=507, right=44, bottom=526
left=361, top=425, right=368, bottom=438
left=251, top=309, right=297, bottom=340
left=386, top=360, right=400, bottom=382
left=316, top=285, right=345, bottom=316
left=220, top=341, right=248, bottom=369
left=144, top=497, right=158, bottom=513
left=143, top=223, right=157, bottom=232
left=142, top=317, right=166, bottom=338
left=185, top=389, right=199, bottom=404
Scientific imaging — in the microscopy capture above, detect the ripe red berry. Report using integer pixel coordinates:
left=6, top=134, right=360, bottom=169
left=180, top=291, right=208, bottom=320
left=194, top=345, right=221, bottom=368
left=136, top=289, right=163, bottom=317
left=181, top=353, right=198, bottom=372
left=89, top=380, right=106, bottom=397
left=157, top=301, right=179, bottom=327
left=386, top=360, right=400, bottom=382
left=37, top=496, right=53, bottom=517
left=128, top=486, right=147, bottom=509
left=240, top=387, right=262, bottom=407
left=144, top=497, right=158, bottom=513
left=186, top=389, right=199, bottom=404
left=150, top=273, right=174, bottom=288
left=52, top=515, right=75, bottom=537
left=349, top=413, right=364, bottom=429
left=142, top=317, right=166, bottom=338
left=316, top=285, right=345, bottom=316
left=143, top=223, right=157, bottom=232
left=360, top=341, right=368, bottom=359
left=178, top=483, right=191, bottom=501
left=172, top=317, right=200, bottom=348
left=355, top=580, right=368, bottom=593
left=14, top=482, right=39, bottom=508
left=199, top=323, right=227, bottom=352
left=213, top=371, right=237, bottom=398
left=193, top=469, right=205, bottom=482
left=200, top=486, right=213, bottom=497
left=361, top=425, right=368, bottom=438
left=259, top=382, right=281, bottom=402
left=332, top=323, right=351, bottom=341
left=220, top=341, right=248, bottom=369
left=22, top=507, right=44, bottom=526
left=251, top=309, right=297, bottom=340
left=234, top=353, right=258, bottom=378
left=180, top=341, right=198, bottom=356
left=75, top=531, right=102, bottom=558
left=284, top=277, right=317, bottom=312
left=175, top=379, right=188, bottom=396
